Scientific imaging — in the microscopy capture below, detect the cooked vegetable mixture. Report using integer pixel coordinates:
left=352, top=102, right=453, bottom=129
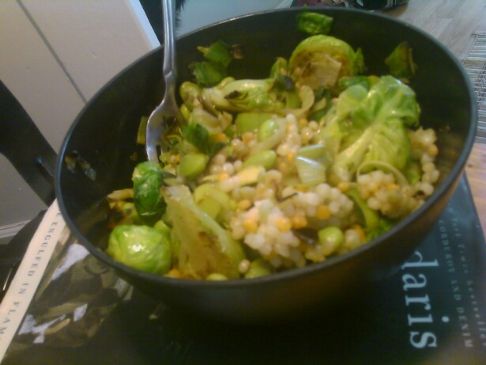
left=106, top=13, right=440, bottom=280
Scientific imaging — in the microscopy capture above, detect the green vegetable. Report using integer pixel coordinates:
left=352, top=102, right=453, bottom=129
left=321, top=76, right=420, bottom=183
left=295, top=156, right=326, bottom=186
left=318, top=226, right=344, bottom=255
left=202, top=78, right=285, bottom=112
left=206, top=273, right=228, bottom=281
left=197, top=40, right=232, bottom=68
left=245, top=259, right=272, bottom=279
left=182, top=123, right=225, bottom=156
left=180, top=104, right=191, bottom=121
left=258, top=118, right=280, bottom=141
left=270, top=57, right=290, bottom=80
left=179, top=81, right=202, bottom=110
left=190, top=61, right=227, bottom=87
left=190, top=41, right=234, bottom=87
left=252, top=117, right=287, bottom=153
left=347, top=188, right=379, bottom=232
left=165, top=185, right=245, bottom=279
left=297, top=11, right=333, bottom=35
left=222, top=166, right=264, bottom=189
left=337, top=75, right=380, bottom=93
left=243, top=150, right=277, bottom=169
left=404, top=160, right=421, bottom=184
left=107, top=225, right=171, bottom=274
left=136, top=116, right=148, bottom=145
left=178, top=153, right=209, bottom=179
left=385, top=42, right=417, bottom=82
left=153, top=220, right=172, bottom=244
left=289, top=35, right=365, bottom=90
left=366, top=218, right=394, bottom=241
left=297, top=143, right=327, bottom=160
left=318, top=84, right=368, bottom=159
left=193, top=183, right=234, bottom=221
left=197, top=198, right=222, bottom=219
left=108, top=201, right=141, bottom=226
left=132, top=161, right=166, bottom=222
left=235, top=112, right=274, bottom=134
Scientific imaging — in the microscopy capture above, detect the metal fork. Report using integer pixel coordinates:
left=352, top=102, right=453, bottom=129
left=145, top=0, right=183, bottom=163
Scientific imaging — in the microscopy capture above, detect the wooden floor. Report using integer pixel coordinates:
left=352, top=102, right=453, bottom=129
left=388, top=0, right=486, bottom=232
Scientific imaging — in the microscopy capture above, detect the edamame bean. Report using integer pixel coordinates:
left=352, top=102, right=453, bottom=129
left=178, top=153, right=209, bottom=179
left=235, top=112, right=273, bottom=134
left=318, top=226, right=344, bottom=256
left=258, top=119, right=279, bottom=141
left=243, top=150, right=277, bottom=169
left=245, top=259, right=272, bottom=278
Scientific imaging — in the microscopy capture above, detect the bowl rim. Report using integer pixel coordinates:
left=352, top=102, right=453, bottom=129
left=55, top=6, right=478, bottom=289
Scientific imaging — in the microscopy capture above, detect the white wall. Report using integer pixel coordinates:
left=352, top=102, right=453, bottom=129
left=176, top=0, right=293, bottom=35
left=0, top=0, right=158, bottom=240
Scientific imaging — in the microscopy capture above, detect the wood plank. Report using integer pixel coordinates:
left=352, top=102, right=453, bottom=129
left=390, top=0, right=486, bottom=233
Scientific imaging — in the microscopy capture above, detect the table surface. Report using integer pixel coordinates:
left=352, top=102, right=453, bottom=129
left=388, top=0, right=486, bottom=232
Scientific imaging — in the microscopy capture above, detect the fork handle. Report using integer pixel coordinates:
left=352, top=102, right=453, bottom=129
left=162, top=0, right=176, bottom=85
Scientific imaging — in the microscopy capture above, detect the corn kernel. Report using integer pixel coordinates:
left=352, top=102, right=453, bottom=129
left=243, top=218, right=258, bottom=233
left=353, top=225, right=366, bottom=242
left=295, top=184, right=309, bottom=192
left=337, top=182, right=349, bottom=193
left=316, top=205, right=331, bottom=220
left=218, top=172, right=230, bottom=181
left=292, top=215, right=308, bottom=229
left=386, top=183, right=399, bottom=191
left=276, top=217, right=292, bottom=232
left=287, top=152, right=295, bottom=162
left=242, top=132, right=254, bottom=144
left=298, top=118, right=309, bottom=128
left=167, top=268, right=182, bottom=278
left=427, top=144, right=438, bottom=157
left=238, top=199, right=252, bottom=210
left=213, top=132, right=228, bottom=143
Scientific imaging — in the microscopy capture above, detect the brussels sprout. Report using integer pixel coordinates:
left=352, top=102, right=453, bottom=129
left=154, top=219, right=171, bottom=239
left=165, top=185, right=245, bottom=279
left=190, top=41, right=234, bottom=87
left=319, top=76, right=419, bottom=183
left=297, top=11, right=333, bottom=35
left=289, top=35, right=365, bottom=90
left=191, top=61, right=227, bottom=87
left=180, top=81, right=202, bottom=110
left=385, top=42, right=417, bottom=82
left=197, top=40, right=232, bottom=68
left=337, top=75, right=378, bottom=93
left=182, top=123, right=225, bottom=156
left=202, top=79, right=285, bottom=112
left=107, top=225, right=171, bottom=274
left=132, top=161, right=166, bottom=222
left=270, top=57, right=289, bottom=80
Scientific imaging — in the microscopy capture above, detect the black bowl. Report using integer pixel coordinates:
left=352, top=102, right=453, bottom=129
left=56, top=8, right=476, bottom=323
